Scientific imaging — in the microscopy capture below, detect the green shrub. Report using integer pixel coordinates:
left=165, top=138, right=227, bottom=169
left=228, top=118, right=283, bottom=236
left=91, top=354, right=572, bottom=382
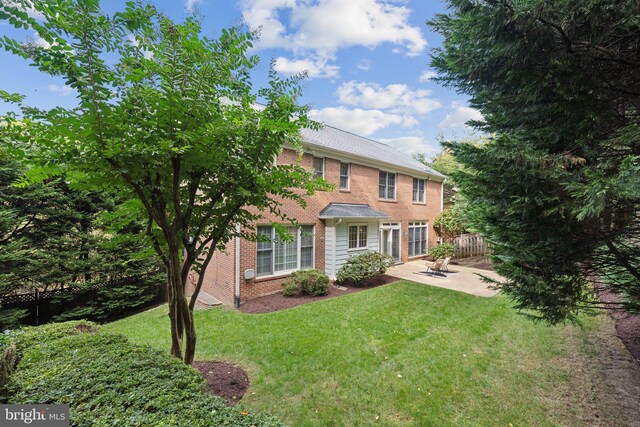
left=3, top=321, right=283, bottom=426
left=429, top=243, right=456, bottom=260
left=282, top=281, right=301, bottom=297
left=336, top=251, right=395, bottom=287
left=283, top=269, right=330, bottom=297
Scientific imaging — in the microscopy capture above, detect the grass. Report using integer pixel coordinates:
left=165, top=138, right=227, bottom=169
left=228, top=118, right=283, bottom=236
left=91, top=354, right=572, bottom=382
left=105, top=280, right=608, bottom=426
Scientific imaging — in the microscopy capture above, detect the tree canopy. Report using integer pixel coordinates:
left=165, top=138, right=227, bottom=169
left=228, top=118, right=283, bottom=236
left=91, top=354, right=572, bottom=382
left=430, top=0, right=640, bottom=322
left=0, top=0, right=327, bottom=362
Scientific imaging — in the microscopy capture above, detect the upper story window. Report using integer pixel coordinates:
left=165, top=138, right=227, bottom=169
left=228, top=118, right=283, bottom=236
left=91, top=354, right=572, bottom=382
left=340, top=162, right=350, bottom=190
left=413, top=178, right=425, bottom=203
left=379, top=171, right=396, bottom=200
left=256, top=225, right=315, bottom=277
left=348, top=224, right=368, bottom=250
left=313, top=157, right=324, bottom=179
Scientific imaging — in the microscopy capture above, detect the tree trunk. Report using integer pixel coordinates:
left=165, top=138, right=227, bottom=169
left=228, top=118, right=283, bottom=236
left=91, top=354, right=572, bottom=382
left=167, top=265, right=183, bottom=360
left=165, top=232, right=198, bottom=364
left=166, top=233, right=186, bottom=360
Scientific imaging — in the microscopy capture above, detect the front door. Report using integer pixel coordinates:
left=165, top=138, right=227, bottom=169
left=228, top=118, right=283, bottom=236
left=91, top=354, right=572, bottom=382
left=380, top=223, right=401, bottom=262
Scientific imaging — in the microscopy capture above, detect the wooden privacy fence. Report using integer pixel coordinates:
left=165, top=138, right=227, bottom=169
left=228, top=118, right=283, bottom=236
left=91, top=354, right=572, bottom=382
left=0, top=275, right=165, bottom=326
left=454, top=233, right=488, bottom=258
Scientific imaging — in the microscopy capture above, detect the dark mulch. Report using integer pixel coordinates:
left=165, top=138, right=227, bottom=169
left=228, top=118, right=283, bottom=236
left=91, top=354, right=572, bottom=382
left=193, top=361, right=250, bottom=406
left=598, top=288, right=640, bottom=363
left=451, top=256, right=495, bottom=271
left=239, top=274, right=398, bottom=314
left=470, top=262, right=494, bottom=271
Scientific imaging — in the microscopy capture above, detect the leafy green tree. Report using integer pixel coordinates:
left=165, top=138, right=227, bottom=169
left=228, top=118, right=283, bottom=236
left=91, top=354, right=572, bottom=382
left=433, top=203, right=467, bottom=242
left=0, top=1, right=326, bottom=363
left=429, top=0, right=640, bottom=322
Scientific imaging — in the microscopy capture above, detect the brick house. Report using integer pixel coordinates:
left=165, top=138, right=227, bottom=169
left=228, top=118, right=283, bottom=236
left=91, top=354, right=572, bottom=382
left=190, top=124, right=445, bottom=307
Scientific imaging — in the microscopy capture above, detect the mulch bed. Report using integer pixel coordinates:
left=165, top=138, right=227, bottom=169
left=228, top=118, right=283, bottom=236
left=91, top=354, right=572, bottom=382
left=239, top=274, right=398, bottom=314
left=451, top=256, right=495, bottom=271
left=193, top=361, right=250, bottom=406
left=597, top=288, right=640, bottom=363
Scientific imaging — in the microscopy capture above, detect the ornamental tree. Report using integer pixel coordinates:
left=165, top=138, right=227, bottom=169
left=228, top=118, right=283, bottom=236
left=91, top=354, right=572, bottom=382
left=0, top=0, right=327, bottom=363
left=429, top=0, right=640, bottom=322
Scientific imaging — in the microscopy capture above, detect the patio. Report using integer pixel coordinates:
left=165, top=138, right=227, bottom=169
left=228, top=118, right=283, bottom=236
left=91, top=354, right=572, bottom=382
left=387, top=259, right=501, bottom=297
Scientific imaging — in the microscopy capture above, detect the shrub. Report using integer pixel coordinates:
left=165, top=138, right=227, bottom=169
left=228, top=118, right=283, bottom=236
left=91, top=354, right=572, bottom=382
left=2, top=321, right=283, bottom=426
left=283, top=269, right=330, bottom=297
left=429, top=243, right=456, bottom=260
left=336, top=251, right=395, bottom=287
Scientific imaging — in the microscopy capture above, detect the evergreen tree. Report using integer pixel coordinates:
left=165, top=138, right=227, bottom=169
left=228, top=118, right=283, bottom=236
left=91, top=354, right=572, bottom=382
left=429, top=0, right=640, bottom=322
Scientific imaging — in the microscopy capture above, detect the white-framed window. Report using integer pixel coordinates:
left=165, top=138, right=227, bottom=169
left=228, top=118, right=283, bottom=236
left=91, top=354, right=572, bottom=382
left=340, top=162, right=350, bottom=190
left=379, top=171, right=396, bottom=200
left=408, top=221, right=428, bottom=257
left=256, top=225, right=315, bottom=277
left=348, top=224, right=368, bottom=250
left=313, top=157, right=324, bottom=179
left=413, top=178, right=425, bottom=203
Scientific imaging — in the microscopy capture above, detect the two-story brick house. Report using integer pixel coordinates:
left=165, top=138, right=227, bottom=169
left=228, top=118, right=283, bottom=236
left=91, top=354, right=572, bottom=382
left=192, top=124, right=445, bottom=307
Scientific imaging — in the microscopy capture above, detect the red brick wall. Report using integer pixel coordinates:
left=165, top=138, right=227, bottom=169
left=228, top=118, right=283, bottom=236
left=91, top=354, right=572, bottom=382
left=187, top=239, right=236, bottom=306
left=236, top=149, right=443, bottom=301
left=195, top=148, right=444, bottom=305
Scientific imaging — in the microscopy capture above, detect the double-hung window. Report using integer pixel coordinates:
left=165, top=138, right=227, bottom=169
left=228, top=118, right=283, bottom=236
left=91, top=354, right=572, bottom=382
left=379, top=171, right=396, bottom=200
left=348, top=224, right=368, bottom=250
left=412, top=178, right=425, bottom=203
left=256, top=225, right=315, bottom=277
left=340, top=162, right=350, bottom=190
left=408, top=222, right=428, bottom=257
left=313, top=157, right=324, bottom=179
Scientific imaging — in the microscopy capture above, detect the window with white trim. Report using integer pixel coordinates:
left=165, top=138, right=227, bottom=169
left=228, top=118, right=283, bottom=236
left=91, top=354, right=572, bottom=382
left=379, top=171, right=396, bottom=199
left=256, top=225, right=315, bottom=277
left=348, top=224, right=368, bottom=249
left=408, top=221, right=428, bottom=257
left=413, top=178, right=425, bottom=203
left=313, top=157, right=324, bottom=179
left=340, top=162, right=350, bottom=190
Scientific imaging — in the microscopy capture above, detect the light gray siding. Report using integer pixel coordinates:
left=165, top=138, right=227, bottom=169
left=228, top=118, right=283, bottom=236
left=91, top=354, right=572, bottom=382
left=324, top=221, right=336, bottom=278
left=331, top=220, right=380, bottom=278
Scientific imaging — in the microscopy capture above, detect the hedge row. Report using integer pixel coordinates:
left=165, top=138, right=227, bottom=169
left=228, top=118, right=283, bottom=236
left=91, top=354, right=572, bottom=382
left=0, top=321, right=284, bottom=427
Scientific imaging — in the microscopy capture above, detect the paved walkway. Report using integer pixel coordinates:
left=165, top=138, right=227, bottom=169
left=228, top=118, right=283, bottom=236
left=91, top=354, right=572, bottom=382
left=387, top=260, right=501, bottom=297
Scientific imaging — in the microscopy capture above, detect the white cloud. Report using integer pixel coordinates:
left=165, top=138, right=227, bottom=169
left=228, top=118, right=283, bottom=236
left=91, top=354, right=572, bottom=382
left=48, top=84, right=72, bottom=96
left=378, top=136, right=440, bottom=156
left=356, top=58, right=371, bottom=71
left=419, top=70, right=437, bottom=82
left=310, top=106, right=417, bottom=136
left=336, top=81, right=441, bottom=115
left=127, top=34, right=154, bottom=59
left=241, top=0, right=426, bottom=77
left=439, top=102, right=483, bottom=129
left=3, top=1, right=44, bottom=19
left=185, top=0, right=203, bottom=12
left=273, top=56, right=339, bottom=78
left=33, top=34, right=50, bottom=49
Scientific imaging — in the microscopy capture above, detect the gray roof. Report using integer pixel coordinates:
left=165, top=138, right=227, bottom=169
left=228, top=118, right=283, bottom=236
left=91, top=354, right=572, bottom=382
left=300, top=125, right=444, bottom=179
left=319, top=203, right=389, bottom=219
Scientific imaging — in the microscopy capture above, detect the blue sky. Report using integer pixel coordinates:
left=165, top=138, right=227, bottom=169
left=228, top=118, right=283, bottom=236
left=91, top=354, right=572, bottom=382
left=0, top=0, right=481, bottom=158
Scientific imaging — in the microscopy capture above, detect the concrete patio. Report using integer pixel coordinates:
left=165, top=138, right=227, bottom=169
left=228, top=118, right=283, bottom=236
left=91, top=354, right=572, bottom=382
left=387, top=259, right=501, bottom=297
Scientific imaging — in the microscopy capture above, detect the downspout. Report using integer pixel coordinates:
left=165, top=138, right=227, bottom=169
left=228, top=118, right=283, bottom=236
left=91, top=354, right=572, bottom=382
left=234, top=224, right=241, bottom=308
left=440, top=180, right=445, bottom=244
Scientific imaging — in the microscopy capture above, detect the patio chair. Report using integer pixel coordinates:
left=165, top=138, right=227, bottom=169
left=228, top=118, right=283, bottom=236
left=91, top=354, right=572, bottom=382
left=441, top=257, right=451, bottom=272
left=426, top=257, right=451, bottom=275
left=426, top=259, right=445, bottom=275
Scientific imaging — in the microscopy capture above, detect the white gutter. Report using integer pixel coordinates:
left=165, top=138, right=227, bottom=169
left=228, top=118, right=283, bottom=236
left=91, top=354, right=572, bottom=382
left=440, top=180, right=444, bottom=213
left=235, top=223, right=241, bottom=308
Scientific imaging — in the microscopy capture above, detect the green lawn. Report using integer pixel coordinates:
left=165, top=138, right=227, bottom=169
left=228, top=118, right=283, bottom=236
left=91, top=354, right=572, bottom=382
left=105, top=281, right=606, bottom=426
